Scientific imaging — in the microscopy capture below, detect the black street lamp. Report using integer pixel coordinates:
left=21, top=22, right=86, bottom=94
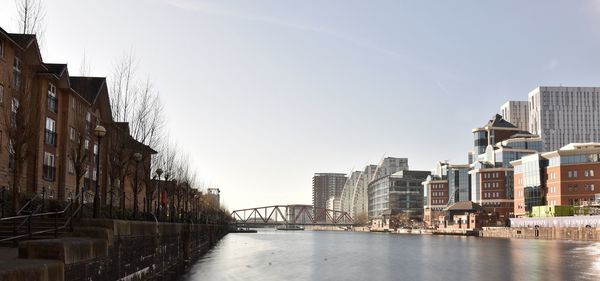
left=132, top=152, right=142, bottom=219
left=93, top=125, right=106, bottom=218
left=165, top=172, right=171, bottom=221
left=155, top=168, right=163, bottom=221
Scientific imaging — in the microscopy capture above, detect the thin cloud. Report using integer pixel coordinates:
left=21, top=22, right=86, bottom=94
left=166, top=0, right=413, bottom=62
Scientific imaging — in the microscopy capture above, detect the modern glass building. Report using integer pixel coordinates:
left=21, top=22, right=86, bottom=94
left=447, top=164, right=470, bottom=205
left=368, top=170, right=430, bottom=220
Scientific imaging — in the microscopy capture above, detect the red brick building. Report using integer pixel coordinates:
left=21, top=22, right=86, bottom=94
left=512, top=143, right=600, bottom=217
left=0, top=26, right=156, bottom=214
left=422, top=176, right=448, bottom=228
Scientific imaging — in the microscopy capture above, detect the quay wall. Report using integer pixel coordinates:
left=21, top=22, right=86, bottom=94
left=480, top=227, right=600, bottom=241
left=16, top=219, right=229, bottom=281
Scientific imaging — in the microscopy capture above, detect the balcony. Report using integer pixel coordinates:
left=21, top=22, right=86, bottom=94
left=43, top=165, right=56, bottom=181
left=45, top=130, right=57, bottom=146
left=47, top=96, right=57, bottom=113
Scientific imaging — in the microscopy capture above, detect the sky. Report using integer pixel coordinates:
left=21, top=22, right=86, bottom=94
left=2, top=0, right=600, bottom=211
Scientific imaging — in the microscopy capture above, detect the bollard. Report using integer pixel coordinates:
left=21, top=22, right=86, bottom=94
left=42, top=186, right=46, bottom=212
left=1, top=187, right=5, bottom=218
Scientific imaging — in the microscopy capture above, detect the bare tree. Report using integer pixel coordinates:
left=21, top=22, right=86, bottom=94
left=3, top=53, right=42, bottom=213
left=15, top=0, right=46, bottom=48
left=109, top=52, right=166, bottom=215
left=107, top=123, right=133, bottom=214
left=67, top=108, right=90, bottom=207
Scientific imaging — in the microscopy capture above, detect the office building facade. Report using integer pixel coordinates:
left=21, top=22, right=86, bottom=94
left=528, top=86, right=600, bottom=152
left=500, top=101, right=529, bottom=132
left=513, top=143, right=600, bottom=217
left=312, top=173, right=347, bottom=210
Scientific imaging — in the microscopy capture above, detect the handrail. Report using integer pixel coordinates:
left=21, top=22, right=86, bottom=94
left=17, top=194, right=40, bottom=215
left=15, top=204, right=42, bottom=233
left=0, top=190, right=85, bottom=243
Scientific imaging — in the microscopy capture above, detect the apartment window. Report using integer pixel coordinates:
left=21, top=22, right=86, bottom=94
left=86, top=112, right=92, bottom=122
left=0, top=39, right=4, bottom=58
left=47, top=83, right=57, bottom=112
left=43, top=152, right=56, bottom=181
left=93, top=143, right=98, bottom=155
left=71, top=96, right=76, bottom=110
left=69, top=127, right=76, bottom=141
left=45, top=118, right=56, bottom=145
left=0, top=84, right=3, bottom=104
left=68, top=160, right=75, bottom=174
left=13, top=57, right=22, bottom=88
left=84, top=139, right=90, bottom=150
left=11, top=97, right=19, bottom=113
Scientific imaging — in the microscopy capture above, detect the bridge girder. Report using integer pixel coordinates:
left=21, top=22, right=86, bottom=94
left=231, top=205, right=353, bottom=226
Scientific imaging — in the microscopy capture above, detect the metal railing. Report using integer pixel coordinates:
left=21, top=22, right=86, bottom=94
left=0, top=191, right=83, bottom=243
left=17, top=194, right=41, bottom=216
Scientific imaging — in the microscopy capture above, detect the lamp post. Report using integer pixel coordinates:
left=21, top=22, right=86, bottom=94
left=132, top=152, right=142, bottom=219
left=93, top=125, right=106, bottom=218
left=155, top=168, right=163, bottom=221
left=165, top=172, right=171, bottom=221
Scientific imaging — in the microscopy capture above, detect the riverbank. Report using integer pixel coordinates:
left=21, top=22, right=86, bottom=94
left=479, top=226, right=600, bottom=241
left=305, top=225, right=600, bottom=242
left=0, top=219, right=229, bottom=281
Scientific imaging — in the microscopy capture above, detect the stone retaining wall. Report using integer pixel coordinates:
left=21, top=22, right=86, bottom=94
left=480, top=227, right=600, bottom=241
left=15, top=219, right=229, bottom=281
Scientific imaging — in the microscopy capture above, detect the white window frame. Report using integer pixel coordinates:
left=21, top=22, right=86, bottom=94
left=11, top=97, right=19, bottom=113
left=45, top=117, right=56, bottom=132
left=48, top=83, right=57, bottom=98
left=69, top=127, right=76, bottom=141
left=68, top=160, right=75, bottom=174
left=44, top=152, right=55, bottom=167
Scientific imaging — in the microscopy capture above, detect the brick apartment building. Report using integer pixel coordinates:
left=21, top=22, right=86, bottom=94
left=0, top=26, right=156, bottom=213
left=512, top=143, right=600, bottom=217
left=469, top=114, right=544, bottom=225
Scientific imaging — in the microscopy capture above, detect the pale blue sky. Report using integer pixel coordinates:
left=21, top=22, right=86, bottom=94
left=2, top=0, right=600, bottom=210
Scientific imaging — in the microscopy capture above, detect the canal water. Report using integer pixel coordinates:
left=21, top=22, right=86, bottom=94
left=181, top=229, right=600, bottom=281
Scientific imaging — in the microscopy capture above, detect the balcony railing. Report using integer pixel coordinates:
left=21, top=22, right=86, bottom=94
left=47, top=96, right=57, bottom=113
left=43, top=165, right=56, bottom=181
left=45, top=130, right=56, bottom=146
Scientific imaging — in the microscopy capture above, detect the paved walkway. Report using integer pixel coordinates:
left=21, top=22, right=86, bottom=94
left=0, top=247, right=17, bottom=260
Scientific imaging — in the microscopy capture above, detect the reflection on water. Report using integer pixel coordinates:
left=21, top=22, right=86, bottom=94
left=181, top=229, right=600, bottom=281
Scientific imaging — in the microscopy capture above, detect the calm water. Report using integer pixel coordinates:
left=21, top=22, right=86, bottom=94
left=182, top=229, right=600, bottom=281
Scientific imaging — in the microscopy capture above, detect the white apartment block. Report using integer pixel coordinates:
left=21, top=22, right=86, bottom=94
left=529, top=86, right=600, bottom=152
left=500, top=101, right=529, bottom=132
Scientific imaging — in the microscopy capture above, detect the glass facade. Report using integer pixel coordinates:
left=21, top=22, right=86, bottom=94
left=471, top=173, right=479, bottom=202
left=368, top=177, right=389, bottom=218
left=447, top=167, right=469, bottom=205
left=548, top=154, right=600, bottom=166
left=474, top=130, right=488, bottom=155
left=368, top=171, right=429, bottom=219
left=496, top=150, right=537, bottom=168
left=504, top=139, right=543, bottom=152
left=518, top=154, right=548, bottom=212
